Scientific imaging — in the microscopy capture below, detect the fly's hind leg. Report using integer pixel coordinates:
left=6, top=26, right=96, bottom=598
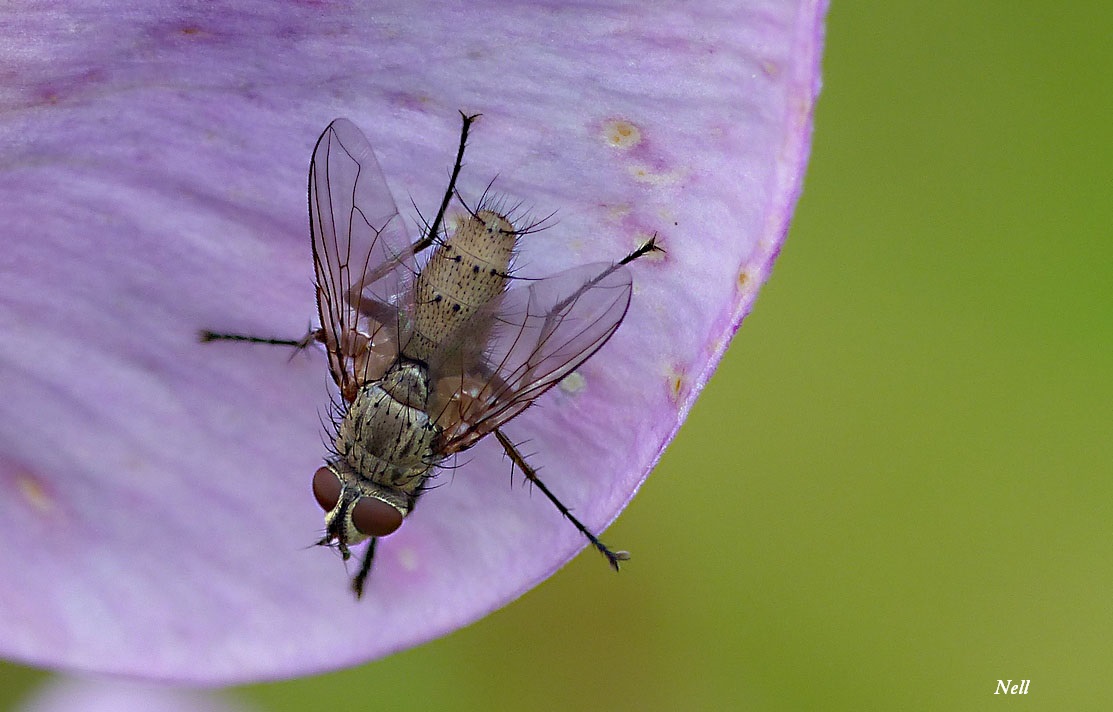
left=337, top=112, right=480, bottom=294
left=618, top=235, right=664, bottom=266
left=412, top=111, right=481, bottom=255
left=202, top=111, right=484, bottom=356
left=494, top=429, right=630, bottom=571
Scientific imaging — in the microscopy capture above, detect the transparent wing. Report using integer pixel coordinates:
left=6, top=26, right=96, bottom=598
left=436, top=259, right=634, bottom=453
left=310, top=119, right=415, bottom=400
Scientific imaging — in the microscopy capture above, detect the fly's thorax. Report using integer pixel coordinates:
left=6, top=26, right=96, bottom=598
left=379, top=358, right=429, bottom=409
left=407, top=210, right=517, bottom=363
left=333, top=363, right=441, bottom=495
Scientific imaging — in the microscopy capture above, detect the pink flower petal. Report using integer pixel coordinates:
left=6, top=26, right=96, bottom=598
left=0, top=0, right=826, bottom=683
left=16, top=676, right=253, bottom=712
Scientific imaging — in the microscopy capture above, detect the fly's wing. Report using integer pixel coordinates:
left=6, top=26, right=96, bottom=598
left=310, top=119, right=415, bottom=399
left=437, top=259, right=634, bottom=454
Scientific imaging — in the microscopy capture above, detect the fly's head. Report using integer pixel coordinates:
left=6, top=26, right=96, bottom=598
left=311, top=463, right=409, bottom=558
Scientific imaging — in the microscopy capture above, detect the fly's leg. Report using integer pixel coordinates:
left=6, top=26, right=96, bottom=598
left=529, top=236, right=665, bottom=347
left=352, top=536, right=378, bottom=599
left=324, top=111, right=481, bottom=307
left=415, top=111, right=481, bottom=254
left=198, top=328, right=321, bottom=348
left=619, top=235, right=663, bottom=265
left=204, top=112, right=481, bottom=348
left=194, top=329, right=318, bottom=349
left=199, top=327, right=324, bottom=369
left=202, top=112, right=482, bottom=352
left=494, top=429, right=629, bottom=571
left=480, top=239, right=659, bottom=568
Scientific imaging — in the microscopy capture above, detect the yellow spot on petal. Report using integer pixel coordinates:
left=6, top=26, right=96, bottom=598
left=627, top=162, right=684, bottom=186
left=18, top=474, right=53, bottom=513
left=560, top=371, right=586, bottom=394
left=762, top=60, right=781, bottom=78
left=608, top=204, right=633, bottom=221
left=602, top=119, right=642, bottom=150
left=738, top=270, right=750, bottom=288
left=398, top=547, right=420, bottom=572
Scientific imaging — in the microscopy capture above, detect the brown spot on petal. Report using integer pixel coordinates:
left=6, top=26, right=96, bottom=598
left=665, top=365, right=687, bottom=404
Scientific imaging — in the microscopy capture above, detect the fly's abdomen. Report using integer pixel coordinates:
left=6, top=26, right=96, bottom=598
left=407, top=210, right=517, bottom=363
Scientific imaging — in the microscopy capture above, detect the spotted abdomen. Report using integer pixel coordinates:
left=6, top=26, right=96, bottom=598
left=406, top=210, right=517, bottom=364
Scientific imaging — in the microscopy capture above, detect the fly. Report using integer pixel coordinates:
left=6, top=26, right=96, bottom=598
left=202, top=113, right=660, bottom=597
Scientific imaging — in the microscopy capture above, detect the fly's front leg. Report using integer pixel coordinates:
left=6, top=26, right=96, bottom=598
left=493, top=429, right=629, bottom=571
left=352, top=537, right=378, bottom=599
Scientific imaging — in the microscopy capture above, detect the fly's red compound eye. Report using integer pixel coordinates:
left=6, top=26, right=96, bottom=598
left=351, top=497, right=403, bottom=537
left=312, top=466, right=341, bottom=512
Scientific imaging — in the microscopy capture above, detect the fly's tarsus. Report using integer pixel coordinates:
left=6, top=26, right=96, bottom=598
left=494, top=428, right=630, bottom=571
left=620, top=235, right=664, bottom=266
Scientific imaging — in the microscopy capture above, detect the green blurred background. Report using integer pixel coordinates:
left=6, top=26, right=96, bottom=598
left=4, top=1, right=1111, bottom=709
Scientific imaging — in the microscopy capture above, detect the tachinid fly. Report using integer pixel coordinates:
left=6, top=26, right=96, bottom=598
left=202, top=113, right=659, bottom=597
